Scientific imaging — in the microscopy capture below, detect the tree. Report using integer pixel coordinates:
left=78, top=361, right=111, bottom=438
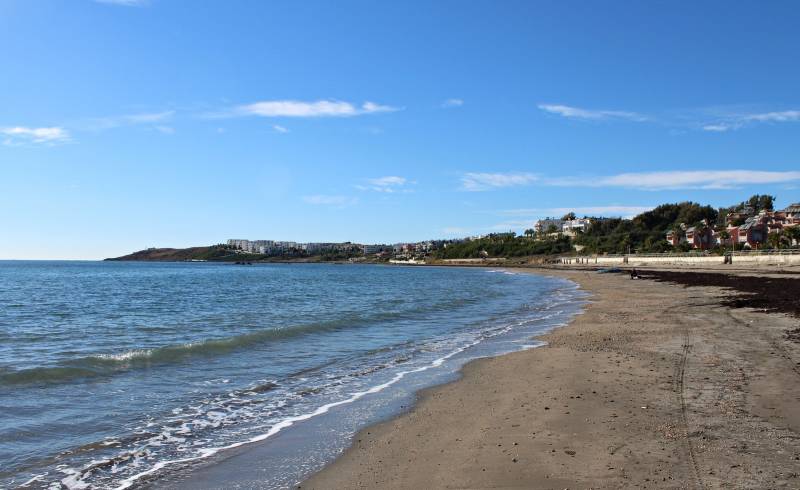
left=767, top=232, right=783, bottom=250
left=784, top=226, right=800, bottom=247
left=747, top=194, right=775, bottom=213
left=546, top=224, right=559, bottom=235
left=523, top=228, right=535, bottom=239
left=561, top=212, right=576, bottom=221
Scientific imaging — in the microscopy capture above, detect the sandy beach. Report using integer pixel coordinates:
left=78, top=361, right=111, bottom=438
left=303, top=267, right=800, bottom=489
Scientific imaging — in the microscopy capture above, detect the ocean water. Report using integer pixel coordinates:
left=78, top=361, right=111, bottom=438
left=0, top=261, right=585, bottom=489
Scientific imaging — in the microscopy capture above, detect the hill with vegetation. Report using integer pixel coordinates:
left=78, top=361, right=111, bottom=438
left=574, top=201, right=719, bottom=254
left=106, top=245, right=364, bottom=262
left=107, top=195, right=794, bottom=262
left=105, top=245, right=242, bottom=261
left=433, top=233, right=572, bottom=259
left=434, top=195, right=792, bottom=259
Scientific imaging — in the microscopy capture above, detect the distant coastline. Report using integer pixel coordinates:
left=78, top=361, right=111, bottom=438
left=104, top=246, right=351, bottom=263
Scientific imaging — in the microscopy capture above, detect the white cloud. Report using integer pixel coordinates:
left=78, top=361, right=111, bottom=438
left=702, top=109, right=800, bottom=132
left=441, top=98, right=464, bottom=108
left=273, top=125, right=289, bottom=133
left=489, top=220, right=536, bottom=231
left=488, top=206, right=654, bottom=233
left=538, top=104, right=648, bottom=122
left=536, top=103, right=800, bottom=132
left=236, top=100, right=401, bottom=118
left=702, top=124, right=733, bottom=132
left=125, top=111, right=173, bottom=123
left=369, top=176, right=407, bottom=186
left=461, top=172, right=538, bottom=191
left=154, top=125, right=174, bottom=134
left=549, top=170, right=800, bottom=190
left=84, top=110, right=174, bottom=130
left=357, top=175, right=414, bottom=193
left=743, top=110, right=800, bottom=123
left=501, top=206, right=654, bottom=218
left=1, top=126, right=70, bottom=145
left=302, top=195, right=358, bottom=206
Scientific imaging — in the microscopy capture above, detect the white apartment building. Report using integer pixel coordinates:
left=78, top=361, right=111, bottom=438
left=561, top=218, right=591, bottom=236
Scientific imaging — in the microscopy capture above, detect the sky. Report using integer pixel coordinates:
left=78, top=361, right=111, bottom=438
left=1, top=0, right=799, bottom=259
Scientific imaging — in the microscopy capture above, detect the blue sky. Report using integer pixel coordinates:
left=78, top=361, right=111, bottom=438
left=2, top=0, right=799, bottom=259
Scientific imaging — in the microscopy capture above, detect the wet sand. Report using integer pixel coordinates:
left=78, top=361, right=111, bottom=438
left=303, top=268, right=800, bottom=489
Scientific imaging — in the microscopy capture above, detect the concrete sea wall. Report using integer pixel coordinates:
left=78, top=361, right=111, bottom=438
left=560, top=252, right=800, bottom=266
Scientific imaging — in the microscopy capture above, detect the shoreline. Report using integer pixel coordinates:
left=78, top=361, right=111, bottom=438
left=302, top=267, right=800, bottom=489
left=138, top=268, right=583, bottom=490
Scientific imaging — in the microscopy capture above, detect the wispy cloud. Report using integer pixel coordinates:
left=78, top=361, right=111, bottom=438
left=538, top=103, right=649, bottom=122
left=549, top=170, right=800, bottom=190
left=501, top=206, right=654, bottom=219
left=538, top=103, right=800, bottom=132
left=1, top=126, right=70, bottom=146
left=701, top=124, right=731, bottom=132
left=701, top=109, right=800, bottom=132
left=83, top=110, right=175, bottom=131
left=233, top=100, right=401, bottom=118
left=154, top=125, right=175, bottom=134
left=95, top=0, right=148, bottom=6
left=441, top=98, right=464, bottom=108
left=488, top=205, right=654, bottom=233
left=272, top=125, right=289, bottom=133
left=125, top=111, right=173, bottom=123
left=302, top=195, right=358, bottom=207
left=442, top=226, right=469, bottom=235
left=461, top=172, right=538, bottom=191
left=357, top=175, right=414, bottom=193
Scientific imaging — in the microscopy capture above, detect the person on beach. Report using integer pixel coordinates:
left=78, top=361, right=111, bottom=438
left=630, top=268, right=640, bottom=279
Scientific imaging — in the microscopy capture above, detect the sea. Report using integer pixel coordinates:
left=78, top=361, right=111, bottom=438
left=0, top=261, right=586, bottom=489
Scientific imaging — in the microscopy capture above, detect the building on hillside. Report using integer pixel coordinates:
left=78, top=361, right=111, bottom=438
left=737, top=217, right=767, bottom=248
left=685, top=226, right=715, bottom=250
left=534, top=218, right=564, bottom=234
left=783, top=202, right=800, bottom=215
left=561, top=218, right=591, bottom=237
left=725, top=206, right=756, bottom=226
left=719, top=226, right=740, bottom=247
left=227, top=239, right=250, bottom=251
left=665, top=229, right=684, bottom=247
left=363, top=244, right=385, bottom=255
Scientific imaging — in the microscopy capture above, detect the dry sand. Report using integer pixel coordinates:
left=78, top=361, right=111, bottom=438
left=303, top=268, right=800, bottom=489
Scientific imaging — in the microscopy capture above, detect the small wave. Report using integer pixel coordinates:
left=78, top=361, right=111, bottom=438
left=110, top=338, right=484, bottom=490
left=0, top=366, right=103, bottom=385
left=31, top=277, right=587, bottom=490
left=0, top=317, right=382, bottom=387
left=3, top=294, right=490, bottom=388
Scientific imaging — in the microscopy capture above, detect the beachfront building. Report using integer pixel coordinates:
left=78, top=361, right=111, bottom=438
left=665, top=229, right=684, bottom=247
left=720, top=226, right=741, bottom=247
left=736, top=217, right=767, bottom=248
left=685, top=226, right=715, bottom=250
